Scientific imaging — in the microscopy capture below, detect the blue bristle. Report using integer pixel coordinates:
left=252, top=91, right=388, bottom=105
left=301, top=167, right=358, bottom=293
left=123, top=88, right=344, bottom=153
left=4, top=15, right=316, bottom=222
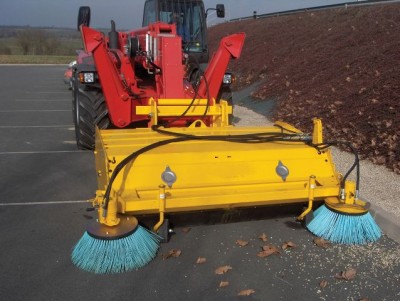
left=307, top=205, right=381, bottom=244
left=71, top=226, right=161, bottom=274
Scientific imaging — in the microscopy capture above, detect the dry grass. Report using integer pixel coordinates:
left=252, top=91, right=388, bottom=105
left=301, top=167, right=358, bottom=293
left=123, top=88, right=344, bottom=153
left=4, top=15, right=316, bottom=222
left=0, top=55, right=75, bottom=64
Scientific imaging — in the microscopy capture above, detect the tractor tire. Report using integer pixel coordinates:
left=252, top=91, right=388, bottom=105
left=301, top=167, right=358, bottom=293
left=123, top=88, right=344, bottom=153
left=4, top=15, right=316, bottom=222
left=72, top=83, right=110, bottom=150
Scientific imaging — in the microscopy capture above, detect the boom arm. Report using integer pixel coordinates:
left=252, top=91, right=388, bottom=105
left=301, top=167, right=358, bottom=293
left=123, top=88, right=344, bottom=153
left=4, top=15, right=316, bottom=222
left=197, top=33, right=245, bottom=100
left=81, top=25, right=136, bottom=127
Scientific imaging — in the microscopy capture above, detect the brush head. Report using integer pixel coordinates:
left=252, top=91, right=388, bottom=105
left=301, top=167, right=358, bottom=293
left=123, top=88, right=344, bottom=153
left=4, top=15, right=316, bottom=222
left=87, top=215, right=139, bottom=240
left=307, top=204, right=381, bottom=244
left=72, top=216, right=161, bottom=273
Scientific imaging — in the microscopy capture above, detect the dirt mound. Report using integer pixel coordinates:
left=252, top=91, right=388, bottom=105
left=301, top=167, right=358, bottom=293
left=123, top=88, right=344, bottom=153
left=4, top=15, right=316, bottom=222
left=208, top=3, right=400, bottom=174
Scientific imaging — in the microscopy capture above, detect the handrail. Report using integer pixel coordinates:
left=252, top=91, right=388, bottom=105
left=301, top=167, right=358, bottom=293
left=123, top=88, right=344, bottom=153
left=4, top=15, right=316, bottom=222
left=227, top=0, right=400, bottom=23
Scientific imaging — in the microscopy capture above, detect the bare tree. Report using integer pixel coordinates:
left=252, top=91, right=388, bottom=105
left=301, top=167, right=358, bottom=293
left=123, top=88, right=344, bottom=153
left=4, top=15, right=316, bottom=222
left=16, top=28, right=34, bottom=55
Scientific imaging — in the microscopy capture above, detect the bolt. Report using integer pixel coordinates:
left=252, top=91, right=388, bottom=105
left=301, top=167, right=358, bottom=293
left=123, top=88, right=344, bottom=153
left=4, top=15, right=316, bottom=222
left=118, top=119, right=127, bottom=127
left=94, top=34, right=103, bottom=41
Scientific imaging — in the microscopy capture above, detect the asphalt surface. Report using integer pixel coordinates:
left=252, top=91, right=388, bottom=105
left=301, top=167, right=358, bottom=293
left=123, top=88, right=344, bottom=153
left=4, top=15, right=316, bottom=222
left=0, top=66, right=399, bottom=301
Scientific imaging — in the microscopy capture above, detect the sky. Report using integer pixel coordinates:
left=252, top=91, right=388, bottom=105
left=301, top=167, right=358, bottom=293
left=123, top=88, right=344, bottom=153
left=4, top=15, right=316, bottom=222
left=0, top=0, right=349, bottom=29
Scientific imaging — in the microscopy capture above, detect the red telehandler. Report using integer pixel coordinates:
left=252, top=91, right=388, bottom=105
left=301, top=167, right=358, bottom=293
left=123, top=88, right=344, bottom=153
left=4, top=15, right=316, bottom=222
left=72, top=1, right=230, bottom=149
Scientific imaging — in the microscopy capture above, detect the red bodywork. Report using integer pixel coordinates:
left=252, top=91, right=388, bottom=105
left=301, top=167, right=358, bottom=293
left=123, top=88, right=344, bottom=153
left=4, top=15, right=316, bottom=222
left=80, top=23, right=244, bottom=128
left=63, top=67, right=73, bottom=86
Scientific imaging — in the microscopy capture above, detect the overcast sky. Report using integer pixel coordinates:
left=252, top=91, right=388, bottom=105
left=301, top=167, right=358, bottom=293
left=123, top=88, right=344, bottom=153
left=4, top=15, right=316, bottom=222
left=0, top=0, right=348, bottom=29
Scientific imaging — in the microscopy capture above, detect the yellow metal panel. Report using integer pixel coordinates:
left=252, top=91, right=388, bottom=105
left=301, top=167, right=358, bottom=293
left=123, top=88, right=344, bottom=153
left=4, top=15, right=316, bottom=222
left=136, top=105, right=228, bottom=116
left=94, top=124, right=342, bottom=216
left=134, top=98, right=232, bottom=127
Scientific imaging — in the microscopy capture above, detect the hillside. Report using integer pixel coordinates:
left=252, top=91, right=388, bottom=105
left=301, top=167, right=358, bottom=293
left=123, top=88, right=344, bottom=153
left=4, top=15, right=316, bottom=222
left=208, top=3, right=400, bottom=174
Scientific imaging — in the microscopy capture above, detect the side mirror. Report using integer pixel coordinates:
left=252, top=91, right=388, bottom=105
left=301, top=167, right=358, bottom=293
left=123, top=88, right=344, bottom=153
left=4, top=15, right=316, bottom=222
left=77, top=6, right=91, bottom=31
left=216, top=4, right=225, bottom=18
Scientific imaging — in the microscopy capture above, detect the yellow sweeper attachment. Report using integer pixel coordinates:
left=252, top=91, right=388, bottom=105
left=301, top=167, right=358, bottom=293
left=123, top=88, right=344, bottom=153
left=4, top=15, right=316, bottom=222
left=72, top=99, right=380, bottom=274
left=92, top=100, right=376, bottom=235
left=96, top=119, right=339, bottom=217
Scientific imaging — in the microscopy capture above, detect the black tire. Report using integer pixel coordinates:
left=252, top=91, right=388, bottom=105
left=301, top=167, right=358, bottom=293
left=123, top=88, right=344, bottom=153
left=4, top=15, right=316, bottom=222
left=72, top=83, right=110, bottom=150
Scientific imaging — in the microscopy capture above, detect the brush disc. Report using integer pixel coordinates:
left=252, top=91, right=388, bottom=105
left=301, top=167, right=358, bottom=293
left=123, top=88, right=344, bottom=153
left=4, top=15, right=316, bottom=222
left=87, top=215, right=139, bottom=240
left=324, top=196, right=369, bottom=215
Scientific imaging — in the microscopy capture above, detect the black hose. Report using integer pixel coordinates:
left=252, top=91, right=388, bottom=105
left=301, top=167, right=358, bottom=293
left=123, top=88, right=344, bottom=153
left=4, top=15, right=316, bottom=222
left=102, top=127, right=308, bottom=211
left=200, top=74, right=211, bottom=121
left=103, top=137, right=188, bottom=212
left=309, top=141, right=360, bottom=193
left=102, top=128, right=361, bottom=212
left=165, top=53, right=210, bottom=126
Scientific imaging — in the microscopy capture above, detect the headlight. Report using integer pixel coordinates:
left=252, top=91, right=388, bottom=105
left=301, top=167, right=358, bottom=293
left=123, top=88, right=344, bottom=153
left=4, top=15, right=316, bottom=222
left=79, top=72, right=95, bottom=83
left=222, top=73, right=236, bottom=85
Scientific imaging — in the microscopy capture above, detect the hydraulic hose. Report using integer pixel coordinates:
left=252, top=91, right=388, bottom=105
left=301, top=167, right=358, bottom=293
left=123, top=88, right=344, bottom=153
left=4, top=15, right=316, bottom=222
left=102, top=126, right=311, bottom=213
left=102, top=125, right=360, bottom=212
left=102, top=137, right=188, bottom=215
left=309, top=141, right=360, bottom=197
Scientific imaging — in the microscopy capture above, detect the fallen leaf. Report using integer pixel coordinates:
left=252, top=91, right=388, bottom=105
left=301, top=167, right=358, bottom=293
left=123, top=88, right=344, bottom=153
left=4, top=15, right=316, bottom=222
left=163, top=249, right=182, bottom=260
left=359, top=87, right=367, bottom=94
left=358, top=298, right=370, bottom=301
left=335, top=268, right=357, bottom=281
left=219, top=281, right=229, bottom=288
left=236, top=239, right=249, bottom=247
left=263, top=244, right=279, bottom=252
left=385, top=120, right=393, bottom=128
left=258, top=233, right=268, bottom=242
left=282, top=241, right=297, bottom=250
left=215, top=265, right=232, bottom=275
left=319, top=280, right=328, bottom=289
left=196, top=257, right=206, bottom=264
left=238, top=289, right=255, bottom=296
left=257, top=245, right=280, bottom=257
left=182, top=227, right=191, bottom=233
left=313, top=237, right=331, bottom=248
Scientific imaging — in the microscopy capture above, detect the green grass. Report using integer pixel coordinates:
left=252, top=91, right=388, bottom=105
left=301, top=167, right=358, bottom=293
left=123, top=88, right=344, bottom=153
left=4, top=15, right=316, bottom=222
left=0, top=55, right=75, bottom=64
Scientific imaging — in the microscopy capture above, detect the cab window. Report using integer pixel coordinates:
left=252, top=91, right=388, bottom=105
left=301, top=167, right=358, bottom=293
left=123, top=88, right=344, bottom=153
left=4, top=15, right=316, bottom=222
left=143, top=0, right=156, bottom=27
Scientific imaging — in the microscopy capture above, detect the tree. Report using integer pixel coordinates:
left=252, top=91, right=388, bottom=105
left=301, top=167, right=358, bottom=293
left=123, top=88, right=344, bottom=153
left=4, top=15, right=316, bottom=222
left=16, top=28, right=34, bottom=55
left=15, top=28, right=60, bottom=55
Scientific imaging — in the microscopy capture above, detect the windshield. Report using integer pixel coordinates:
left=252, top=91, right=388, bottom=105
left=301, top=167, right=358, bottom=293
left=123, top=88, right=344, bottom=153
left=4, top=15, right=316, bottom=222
left=159, top=1, right=206, bottom=52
